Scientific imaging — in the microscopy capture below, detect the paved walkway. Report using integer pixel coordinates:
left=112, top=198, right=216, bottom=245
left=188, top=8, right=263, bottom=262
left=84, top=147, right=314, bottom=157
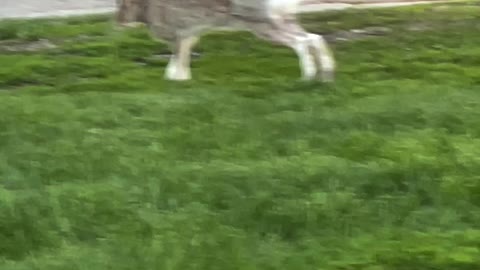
left=0, top=0, right=451, bottom=20
left=0, top=0, right=115, bottom=19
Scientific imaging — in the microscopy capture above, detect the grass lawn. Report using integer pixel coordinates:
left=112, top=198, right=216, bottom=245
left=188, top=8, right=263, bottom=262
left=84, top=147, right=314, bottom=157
left=1, top=1, right=480, bottom=269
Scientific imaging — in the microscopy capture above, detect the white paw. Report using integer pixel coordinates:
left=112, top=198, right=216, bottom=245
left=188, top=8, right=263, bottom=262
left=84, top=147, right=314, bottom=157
left=302, top=62, right=317, bottom=80
left=320, top=58, right=335, bottom=82
left=164, top=66, right=192, bottom=81
left=164, top=57, right=192, bottom=81
left=320, top=69, right=335, bottom=83
left=165, top=58, right=178, bottom=79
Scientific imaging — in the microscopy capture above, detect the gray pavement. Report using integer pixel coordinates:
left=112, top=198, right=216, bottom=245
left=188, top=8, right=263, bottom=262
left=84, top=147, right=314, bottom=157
left=0, top=0, right=115, bottom=19
left=0, top=0, right=450, bottom=20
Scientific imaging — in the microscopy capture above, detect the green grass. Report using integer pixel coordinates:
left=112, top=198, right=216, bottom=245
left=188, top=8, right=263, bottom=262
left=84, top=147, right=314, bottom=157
left=1, top=2, right=480, bottom=269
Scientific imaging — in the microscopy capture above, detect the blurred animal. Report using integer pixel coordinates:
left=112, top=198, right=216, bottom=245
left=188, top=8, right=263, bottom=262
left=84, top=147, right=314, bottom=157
left=115, top=0, right=335, bottom=82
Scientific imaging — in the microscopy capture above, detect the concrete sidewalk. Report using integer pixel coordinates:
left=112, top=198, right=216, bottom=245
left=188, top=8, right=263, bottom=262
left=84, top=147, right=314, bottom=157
left=0, top=0, right=115, bottom=20
left=0, top=0, right=453, bottom=20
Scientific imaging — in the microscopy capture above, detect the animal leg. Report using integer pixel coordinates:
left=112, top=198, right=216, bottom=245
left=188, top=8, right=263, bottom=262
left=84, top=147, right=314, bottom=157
left=164, top=36, right=199, bottom=81
left=292, top=35, right=317, bottom=80
left=251, top=25, right=317, bottom=80
left=165, top=55, right=178, bottom=80
left=306, top=33, right=335, bottom=82
left=270, top=16, right=336, bottom=82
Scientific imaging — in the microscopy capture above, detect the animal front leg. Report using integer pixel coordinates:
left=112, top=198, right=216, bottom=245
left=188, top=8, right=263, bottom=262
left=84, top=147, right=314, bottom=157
left=251, top=26, right=316, bottom=80
left=264, top=15, right=317, bottom=80
left=275, top=17, right=336, bottom=82
left=306, top=34, right=335, bottom=82
left=165, top=55, right=178, bottom=80
left=164, top=36, right=199, bottom=81
left=292, top=35, right=317, bottom=80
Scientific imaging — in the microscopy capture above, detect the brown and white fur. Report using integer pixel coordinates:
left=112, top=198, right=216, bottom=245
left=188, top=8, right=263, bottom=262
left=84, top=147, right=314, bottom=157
left=115, top=0, right=335, bottom=82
